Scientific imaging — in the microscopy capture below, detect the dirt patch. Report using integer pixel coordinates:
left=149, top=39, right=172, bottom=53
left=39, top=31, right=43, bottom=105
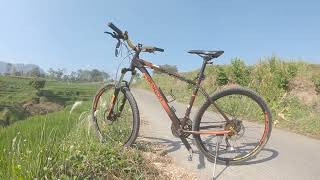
left=288, top=76, right=320, bottom=110
left=137, top=140, right=197, bottom=180
left=22, top=97, right=64, bottom=115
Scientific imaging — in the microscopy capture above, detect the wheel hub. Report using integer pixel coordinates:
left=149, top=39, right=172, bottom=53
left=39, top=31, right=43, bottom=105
left=225, top=119, right=244, bottom=138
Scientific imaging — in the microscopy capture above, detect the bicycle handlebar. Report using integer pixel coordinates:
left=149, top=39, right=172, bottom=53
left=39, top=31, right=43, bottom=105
left=153, top=47, right=164, bottom=52
left=107, top=22, right=164, bottom=53
left=107, top=22, right=124, bottom=38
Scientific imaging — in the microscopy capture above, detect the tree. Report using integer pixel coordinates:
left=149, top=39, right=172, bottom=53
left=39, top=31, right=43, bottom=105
left=5, top=63, right=13, bottom=76
left=13, top=70, right=22, bottom=76
left=69, top=71, right=78, bottom=81
left=216, top=67, right=229, bottom=86
left=47, top=68, right=64, bottom=80
left=10, top=66, right=19, bottom=76
left=47, top=68, right=56, bottom=79
left=56, top=68, right=64, bottom=80
left=230, top=58, right=250, bottom=86
left=153, top=64, right=178, bottom=74
left=29, top=79, right=46, bottom=95
left=75, top=69, right=110, bottom=82
left=90, top=69, right=110, bottom=82
left=28, top=67, right=41, bottom=77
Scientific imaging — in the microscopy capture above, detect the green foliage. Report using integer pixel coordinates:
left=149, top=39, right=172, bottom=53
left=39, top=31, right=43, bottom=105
left=135, top=57, right=320, bottom=138
left=0, top=76, right=99, bottom=126
left=29, top=79, right=46, bottom=91
left=230, top=58, right=250, bottom=86
left=154, top=64, right=178, bottom=74
left=216, top=66, right=229, bottom=86
left=27, top=67, right=42, bottom=77
left=48, top=68, right=110, bottom=82
left=0, top=104, right=83, bottom=178
left=267, top=56, right=299, bottom=90
left=0, top=103, right=159, bottom=179
left=314, top=78, right=320, bottom=94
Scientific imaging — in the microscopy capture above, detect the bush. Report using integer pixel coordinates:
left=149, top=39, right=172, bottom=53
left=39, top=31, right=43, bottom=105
left=314, top=78, right=320, bottom=94
left=29, top=79, right=46, bottom=91
left=216, top=67, right=229, bottom=86
left=267, top=56, right=299, bottom=91
left=153, top=64, right=178, bottom=74
left=230, top=58, right=250, bottom=86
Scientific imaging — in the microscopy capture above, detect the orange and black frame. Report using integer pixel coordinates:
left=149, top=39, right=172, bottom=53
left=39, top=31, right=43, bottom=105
left=107, top=49, right=232, bottom=152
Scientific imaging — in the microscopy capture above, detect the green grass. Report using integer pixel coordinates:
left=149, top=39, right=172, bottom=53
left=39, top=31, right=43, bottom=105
left=0, top=76, right=162, bottom=179
left=0, top=76, right=100, bottom=126
left=0, top=104, right=84, bottom=178
left=0, top=76, right=36, bottom=105
left=0, top=76, right=100, bottom=106
left=0, top=102, right=159, bottom=179
left=135, top=57, right=320, bottom=138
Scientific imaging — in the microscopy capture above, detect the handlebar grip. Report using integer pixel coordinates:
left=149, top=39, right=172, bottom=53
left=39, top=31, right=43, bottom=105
left=154, top=47, right=164, bottom=52
left=108, top=22, right=123, bottom=36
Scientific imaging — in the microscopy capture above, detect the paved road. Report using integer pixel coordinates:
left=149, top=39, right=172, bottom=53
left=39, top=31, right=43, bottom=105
left=132, top=89, right=320, bottom=180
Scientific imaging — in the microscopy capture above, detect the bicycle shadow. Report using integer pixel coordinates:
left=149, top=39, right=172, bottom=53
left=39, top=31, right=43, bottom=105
left=139, top=135, right=279, bottom=174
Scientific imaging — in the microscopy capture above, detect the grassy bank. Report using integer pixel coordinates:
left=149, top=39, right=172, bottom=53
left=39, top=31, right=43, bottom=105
left=0, top=102, right=161, bottom=179
left=0, top=76, right=167, bottom=179
left=135, top=56, right=320, bottom=138
left=0, top=76, right=101, bottom=126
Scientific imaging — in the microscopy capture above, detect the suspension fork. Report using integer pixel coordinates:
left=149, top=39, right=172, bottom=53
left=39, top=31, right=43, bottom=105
left=118, top=69, right=136, bottom=113
left=106, top=68, right=136, bottom=119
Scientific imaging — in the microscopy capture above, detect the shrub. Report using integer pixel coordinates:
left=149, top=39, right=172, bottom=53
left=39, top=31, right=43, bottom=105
left=153, top=64, right=178, bottom=74
left=29, top=79, right=46, bottom=91
left=314, top=78, right=320, bottom=94
left=216, top=67, right=229, bottom=86
left=267, top=56, right=299, bottom=91
left=230, top=58, right=250, bottom=86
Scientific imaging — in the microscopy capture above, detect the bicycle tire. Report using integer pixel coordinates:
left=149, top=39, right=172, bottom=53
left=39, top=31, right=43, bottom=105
left=193, top=87, right=272, bottom=164
left=91, top=83, right=140, bottom=147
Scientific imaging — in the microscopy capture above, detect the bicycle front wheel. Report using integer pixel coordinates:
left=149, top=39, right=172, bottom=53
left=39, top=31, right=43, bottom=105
left=91, top=84, right=140, bottom=147
left=193, top=87, right=272, bottom=164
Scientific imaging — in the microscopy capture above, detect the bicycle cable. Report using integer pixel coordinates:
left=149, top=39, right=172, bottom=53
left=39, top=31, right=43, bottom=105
left=114, top=41, right=135, bottom=83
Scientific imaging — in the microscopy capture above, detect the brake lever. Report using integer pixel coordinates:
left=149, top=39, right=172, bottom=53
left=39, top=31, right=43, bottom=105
left=104, top=31, right=118, bottom=38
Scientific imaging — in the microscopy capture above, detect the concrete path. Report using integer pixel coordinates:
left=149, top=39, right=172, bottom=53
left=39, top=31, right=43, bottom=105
left=132, top=89, right=320, bottom=180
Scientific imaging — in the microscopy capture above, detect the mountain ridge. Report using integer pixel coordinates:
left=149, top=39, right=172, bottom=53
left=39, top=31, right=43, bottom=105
left=0, top=61, right=45, bottom=75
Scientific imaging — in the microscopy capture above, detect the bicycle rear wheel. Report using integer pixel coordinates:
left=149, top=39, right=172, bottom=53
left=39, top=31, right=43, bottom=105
left=193, top=87, right=272, bottom=164
left=91, top=84, right=140, bottom=147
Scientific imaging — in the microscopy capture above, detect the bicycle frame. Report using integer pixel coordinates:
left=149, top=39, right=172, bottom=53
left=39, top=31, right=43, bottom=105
left=110, top=51, right=232, bottom=151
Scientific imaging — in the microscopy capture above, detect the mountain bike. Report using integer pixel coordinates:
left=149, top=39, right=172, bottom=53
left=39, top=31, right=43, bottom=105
left=91, top=22, right=272, bottom=164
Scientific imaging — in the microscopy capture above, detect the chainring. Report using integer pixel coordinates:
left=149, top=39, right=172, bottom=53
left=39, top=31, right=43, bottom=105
left=171, top=118, right=192, bottom=138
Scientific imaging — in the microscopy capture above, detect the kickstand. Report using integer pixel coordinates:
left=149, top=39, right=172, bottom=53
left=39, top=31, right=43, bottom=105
left=212, top=135, right=223, bottom=180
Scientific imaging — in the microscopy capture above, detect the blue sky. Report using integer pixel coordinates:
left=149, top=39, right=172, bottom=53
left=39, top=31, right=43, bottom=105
left=0, top=0, right=319, bottom=76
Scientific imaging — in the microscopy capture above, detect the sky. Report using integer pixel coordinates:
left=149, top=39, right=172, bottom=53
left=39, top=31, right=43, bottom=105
left=0, top=0, right=319, bottom=77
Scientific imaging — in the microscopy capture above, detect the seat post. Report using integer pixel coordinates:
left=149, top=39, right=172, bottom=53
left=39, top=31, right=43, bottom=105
left=197, top=58, right=209, bottom=84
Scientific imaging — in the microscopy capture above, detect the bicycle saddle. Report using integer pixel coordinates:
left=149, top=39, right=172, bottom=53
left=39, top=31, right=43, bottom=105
left=188, top=50, right=224, bottom=58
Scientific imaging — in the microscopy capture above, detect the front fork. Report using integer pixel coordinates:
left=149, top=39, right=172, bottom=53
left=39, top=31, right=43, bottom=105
left=106, top=68, right=136, bottom=120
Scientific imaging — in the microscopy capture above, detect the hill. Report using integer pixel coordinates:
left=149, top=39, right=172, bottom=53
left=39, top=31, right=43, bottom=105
left=0, top=76, right=176, bottom=179
left=0, top=76, right=100, bottom=126
left=0, top=61, right=45, bottom=75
